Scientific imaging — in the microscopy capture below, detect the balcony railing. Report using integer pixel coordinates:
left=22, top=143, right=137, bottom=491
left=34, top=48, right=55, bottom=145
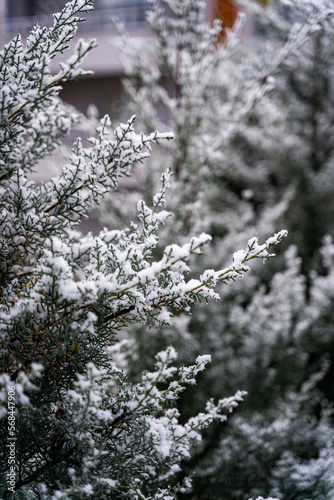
left=2, top=1, right=149, bottom=41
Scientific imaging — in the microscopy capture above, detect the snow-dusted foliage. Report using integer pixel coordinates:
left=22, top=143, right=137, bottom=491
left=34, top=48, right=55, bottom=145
left=107, top=0, right=334, bottom=498
left=101, top=0, right=319, bottom=244
left=0, top=1, right=287, bottom=498
left=235, top=0, right=334, bottom=268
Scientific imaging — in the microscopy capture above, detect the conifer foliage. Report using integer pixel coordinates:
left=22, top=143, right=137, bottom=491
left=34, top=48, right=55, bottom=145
left=107, top=0, right=334, bottom=499
left=0, top=1, right=286, bottom=498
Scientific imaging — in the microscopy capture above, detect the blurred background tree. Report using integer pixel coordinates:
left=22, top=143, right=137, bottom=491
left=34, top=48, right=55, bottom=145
left=93, top=0, right=334, bottom=498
